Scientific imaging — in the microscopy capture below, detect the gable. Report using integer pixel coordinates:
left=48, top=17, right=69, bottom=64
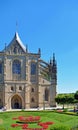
left=4, top=32, right=26, bottom=54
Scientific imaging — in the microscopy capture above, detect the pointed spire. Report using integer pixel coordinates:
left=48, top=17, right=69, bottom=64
left=52, top=53, right=57, bottom=74
left=38, top=48, right=41, bottom=56
left=53, top=53, right=56, bottom=66
left=26, top=44, right=28, bottom=52
left=50, top=57, right=52, bottom=65
left=15, top=31, right=19, bottom=40
left=14, top=32, right=26, bottom=52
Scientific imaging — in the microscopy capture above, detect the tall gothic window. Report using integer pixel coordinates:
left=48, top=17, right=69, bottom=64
left=31, top=62, right=36, bottom=75
left=0, top=63, right=2, bottom=74
left=12, top=60, right=21, bottom=74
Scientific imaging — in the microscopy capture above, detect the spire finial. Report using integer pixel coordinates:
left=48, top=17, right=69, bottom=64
left=52, top=53, right=56, bottom=66
left=53, top=53, right=55, bottom=60
left=38, top=48, right=41, bottom=56
left=16, top=21, right=18, bottom=32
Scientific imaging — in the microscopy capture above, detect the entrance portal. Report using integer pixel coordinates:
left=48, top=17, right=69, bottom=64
left=14, top=102, right=19, bottom=109
left=11, top=94, right=22, bottom=109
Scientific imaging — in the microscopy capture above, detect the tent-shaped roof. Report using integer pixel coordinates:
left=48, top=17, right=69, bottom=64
left=4, top=32, right=26, bottom=53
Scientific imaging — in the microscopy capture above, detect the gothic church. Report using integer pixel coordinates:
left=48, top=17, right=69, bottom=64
left=0, top=32, right=57, bottom=109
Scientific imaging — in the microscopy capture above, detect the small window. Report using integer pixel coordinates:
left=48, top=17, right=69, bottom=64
left=19, top=86, right=22, bottom=90
left=31, top=98, right=35, bottom=102
left=31, top=88, right=34, bottom=92
left=11, top=86, right=14, bottom=91
left=13, top=46, right=17, bottom=54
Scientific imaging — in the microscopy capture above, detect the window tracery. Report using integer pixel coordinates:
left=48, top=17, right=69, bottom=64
left=12, top=60, right=21, bottom=74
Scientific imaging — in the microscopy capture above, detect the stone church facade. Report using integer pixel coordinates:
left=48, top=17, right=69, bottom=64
left=0, top=32, right=57, bottom=109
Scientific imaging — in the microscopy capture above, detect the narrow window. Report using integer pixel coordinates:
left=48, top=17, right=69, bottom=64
left=31, top=98, right=35, bottom=102
left=12, top=60, right=21, bottom=74
left=0, top=63, right=2, bottom=74
left=31, top=63, right=36, bottom=75
left=19, top=86, right=22, bottom=90
left=13, top=46, right=17, bottom=54
left=11, top=86, right=14, bottom=91
left=45, top=88, right=49, bottom=101
left=31, top=88, right=34, bottom=92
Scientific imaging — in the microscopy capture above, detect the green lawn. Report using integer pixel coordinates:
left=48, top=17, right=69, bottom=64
left=0, top=110, right=78, bottom=130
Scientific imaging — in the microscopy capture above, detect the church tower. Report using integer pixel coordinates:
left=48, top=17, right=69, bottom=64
left=49, top=53, right=57, bottom=107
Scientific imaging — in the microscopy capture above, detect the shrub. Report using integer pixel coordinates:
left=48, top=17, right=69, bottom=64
left=63, top=108, right=68, bottom=112
left=50, top=124, right=70, bottom=130
left=71, top=124, right=78, bottom=130
left=0, top=128, right=6, bottom=130
left=21, top=109, right=25, bottom=112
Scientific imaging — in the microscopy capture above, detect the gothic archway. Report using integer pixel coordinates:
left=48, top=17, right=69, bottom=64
left=11, top=94, right=22, bottom=109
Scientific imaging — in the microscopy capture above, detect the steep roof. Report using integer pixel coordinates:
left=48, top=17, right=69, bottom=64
left=14, top=32, right=26, bottom=52
left=4, top=32, right=26, bottom=52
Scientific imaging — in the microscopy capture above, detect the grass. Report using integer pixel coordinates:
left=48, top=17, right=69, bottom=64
left=0, top=110, right=78, bottom=129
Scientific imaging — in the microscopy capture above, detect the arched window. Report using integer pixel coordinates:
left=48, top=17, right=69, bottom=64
left=31, top=62, right=36, bottom=75
left=12, top=60, right=21, bottom=74
left=45, top=88, right=49, bottom=101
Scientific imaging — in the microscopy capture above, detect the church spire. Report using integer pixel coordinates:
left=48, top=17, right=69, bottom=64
left=52, top=53, right=57, bottom=79
left=53, top=53, right=56, bottom=66
left=38, top=48, right=41, bottom=56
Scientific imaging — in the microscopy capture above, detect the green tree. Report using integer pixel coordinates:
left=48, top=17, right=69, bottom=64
left=74, top=91, right=78, bottom=109
left=55, top=94, right=66, bottom=109
left=74, top=91, right=78, bottom=100
left=55, top=93, right=74, bottom=109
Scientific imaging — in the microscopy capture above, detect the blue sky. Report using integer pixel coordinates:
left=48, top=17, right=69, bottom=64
left=0, top=0, right=78, bottom=93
